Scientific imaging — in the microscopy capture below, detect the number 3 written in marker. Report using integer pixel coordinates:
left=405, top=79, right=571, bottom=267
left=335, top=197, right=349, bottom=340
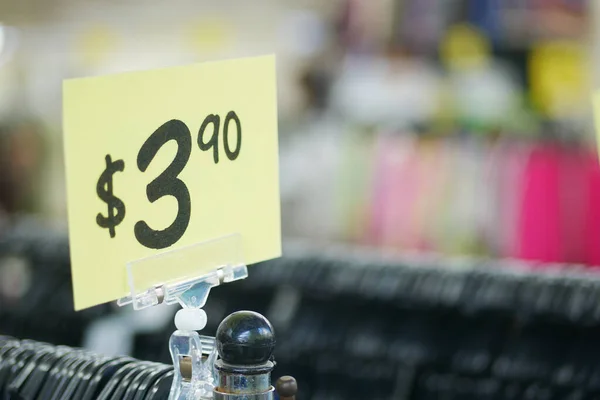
left=135, top=111, right=242, bottom=249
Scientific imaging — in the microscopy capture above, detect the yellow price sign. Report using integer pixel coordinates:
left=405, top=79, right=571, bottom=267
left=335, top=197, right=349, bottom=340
left=63, top=55, right=281, bottom=310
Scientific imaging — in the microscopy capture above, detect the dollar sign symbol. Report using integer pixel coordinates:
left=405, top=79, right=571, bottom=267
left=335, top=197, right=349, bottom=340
left=96, top=154, right=126, bottom=238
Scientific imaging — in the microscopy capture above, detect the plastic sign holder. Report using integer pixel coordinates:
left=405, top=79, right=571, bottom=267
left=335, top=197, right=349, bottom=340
left=117, top=233, right=248, bottom=400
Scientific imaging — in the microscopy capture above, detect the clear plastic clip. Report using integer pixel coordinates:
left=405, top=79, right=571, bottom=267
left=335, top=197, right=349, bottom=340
left=117, top=233, right=248, bottom=400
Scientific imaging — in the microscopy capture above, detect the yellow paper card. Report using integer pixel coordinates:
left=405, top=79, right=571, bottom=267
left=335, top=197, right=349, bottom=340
left=63, top=55, right=280, bottom=310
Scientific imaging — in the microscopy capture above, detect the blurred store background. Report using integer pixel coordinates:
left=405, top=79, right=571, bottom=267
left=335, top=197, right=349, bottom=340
left=3, top=0, right=600, bottom=398
left=0, top=0, right=598, bottom=264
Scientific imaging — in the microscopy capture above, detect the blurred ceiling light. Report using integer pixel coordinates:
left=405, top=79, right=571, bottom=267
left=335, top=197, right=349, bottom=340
left=0, top=26, right=5, bottom=55
left=0, top=24, right=18, bottom=67
left=278, top=11, right=327, bottom=58
left=186, top=18, right=233, bottom=56
left=77, top=25, right=119, bottom=69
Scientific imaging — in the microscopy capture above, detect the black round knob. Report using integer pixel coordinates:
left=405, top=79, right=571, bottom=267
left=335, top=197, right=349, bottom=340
left=216, top=310, right=275, bottom=365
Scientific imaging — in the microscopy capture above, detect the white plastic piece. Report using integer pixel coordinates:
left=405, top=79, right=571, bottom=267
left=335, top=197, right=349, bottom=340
left=175, top=308, right=207, bottom=331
